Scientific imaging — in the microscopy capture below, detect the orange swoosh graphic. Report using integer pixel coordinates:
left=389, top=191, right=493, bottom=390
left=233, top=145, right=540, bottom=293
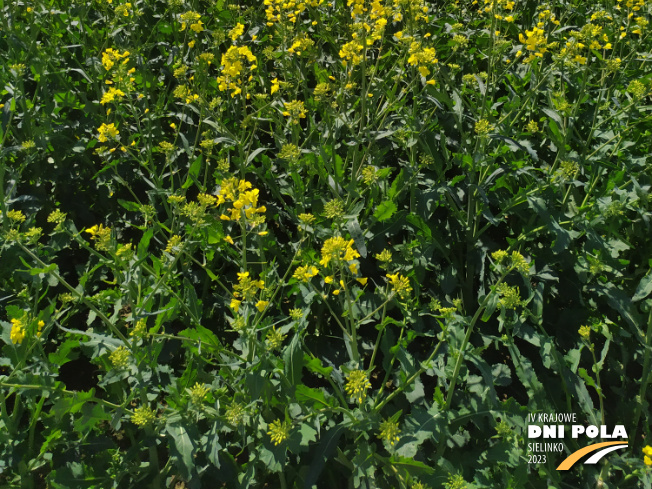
left=557, top=441, right=628, bottom=470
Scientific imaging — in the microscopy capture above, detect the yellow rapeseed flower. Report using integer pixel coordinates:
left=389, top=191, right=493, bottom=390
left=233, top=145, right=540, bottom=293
left=386, top=273, right=412, bottom=299
left=97, top=123, right=119, bottom=142
left=132, top=405, right=156, bottom=426
left=643, top=445, right=652, bottom=465
left=293, top=265, right=319, bottom=282
left=378, top=418, right=401, bottom=446
left=267, top=419, right=291, bottom=446
left=10, top=318, right=26, bottom=344
left=319, top=237, right=360, bottom=267
left=345, top=369, right=372, bottom=403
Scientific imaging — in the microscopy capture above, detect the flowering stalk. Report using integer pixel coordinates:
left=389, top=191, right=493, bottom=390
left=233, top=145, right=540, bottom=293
left=16, top=242, right=130, bottom=345
left=373, top=336, right=444, bottom=413
left=444, top=270, right=509, bottom=410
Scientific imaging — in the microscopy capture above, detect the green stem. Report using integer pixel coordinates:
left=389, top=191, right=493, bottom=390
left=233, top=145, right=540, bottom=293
left=445, top=273, right=507, bottom=409
left=17, top=242, right=130, bottom=345
left=631, top=307, right=652, bottom=445
left=368, top=302, right=389, bottom=372
left=373, top=338, right=443, bottom=413
left=0, top=382, right=125, bottom=410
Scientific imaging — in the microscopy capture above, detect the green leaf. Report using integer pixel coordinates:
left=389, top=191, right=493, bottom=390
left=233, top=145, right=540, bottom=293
left=182, top=154, right=202, bottom=189
left=392, top=456, right=434, bottom=475
left=305, top=423, right=348, bottom=488
left=304, top=354, right=333, bottom=377
left=206, top=421, right=222, bottom=469
left=178, top=324, right=222, bottom=355
left=74, top=402, right=111, bottom=434
left=633, top=270, right=652, bottom=302
left=346, top=217, right=368, bottom=257
left=118, top=199, right=140, bottom=212
left=53, top=390, right=95, bottom=422
left=374, top=200, right=397, bottom=222
left=527, top=196, right=579, bottom=253
left=481, top=292, right=499, bottom=322
left=388, top=169, right=404, bottom=200
left=283, top=334, right=304, bottom=386
left=137, top=228, right=154, bottom=257
left=578, top=368, right=597, bottom=391
left=165, top=421, right=198, bottom=480
left=298, top=422, right=318, bottom=446
left=406, top=213, right=431, bottom=238
left=295, top=385, right=332, bottom=409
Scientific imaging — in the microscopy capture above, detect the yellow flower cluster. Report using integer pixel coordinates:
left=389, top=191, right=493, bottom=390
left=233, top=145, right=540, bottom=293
left=47, top=209, right=67, bottom=229
left=217, top=178, right=266, bottom=225
left=288, top=34, right=315, bottom=56
left=228, top=22, right=245, bottom=40
left=475, top=119, right=494, bottom=135
left=345, top=369, right=372, bottom=403
left=339, top=40, right=365, bottom=66
left=217, top=46, right=257, bottom=97
left=510, top=251, right=530, bottom=274
left=109, top=346, right=131, bottom=368
left=267, top=419, right=291, bottom=445
left=407, top=41, right=438, bottom=77
left=225, top=402, right=245, bottom=426
left=282, top=100, right=307, bottom=124
left=100, top=86, right=125, bottom=105
left=266, top=326, right=286, bottom=349
left=189, top=382, right=210, bottom=404
left=293, top=265, right=319, bottom=282
left=519, top=27, right=548, bottom=63
left=378, top=418, right=401, bottom=446
left=6, top=209, right=26, bottom=223
left=319, top=237, right=360, bottom=267
left=616, top=0, right=645, bottom=11
left=85, top=224, right=112, bottom=251
left=10, top=318, right=26, bottom=344
left=165, top=235, right=182, bottom=254
left=230, top=271, right=266, bottom=312
left=130, top=318, right=148, bottom=337
left=578, top=325, right=591, bottom=342
left=114, top=2, right=132, bottom=17
left=97, top=123, right=119, bottom=142
left=264, top=0, right=323, bottom=26
left=392, top=0, right=429, bottom=24
left=131, top=405, right=156, bottom=426
left=102, top=48, right=130, bottom=71
left=179, top=11, right=203, bottom=33
left=495, top=283, right=522, bottom=310
left=491, top=250, right=529, bottom=274
left=537, top=9, right=560, bottom=26
left=375, top=249, right=392, bottom=263
left=386, top=273, right=412, bottom=299
left=172, top=84, right=199, bottom=104
left=643, top=445, right=652, bottom=465
left=628, top=80, right=648, bottom=99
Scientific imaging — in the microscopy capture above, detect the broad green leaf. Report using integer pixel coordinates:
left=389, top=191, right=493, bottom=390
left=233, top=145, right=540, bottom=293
left=295, top=385, right=332, bottom=408
left=374, top=200, right=397, bottom=222
left=283, top=334, right=303, bottom=386
left=206, top=421, right=222, bottom=469
left=182, top=154, right=202, bottom=189
left=305, top=423, right=347, bottom=487
left=165, top=421, right=198, bottom=480
left=633, top=270, right=652, bottom=302
left=304, top=354, right=333, bottom=377
left=118, top=199, right=140, bottom=212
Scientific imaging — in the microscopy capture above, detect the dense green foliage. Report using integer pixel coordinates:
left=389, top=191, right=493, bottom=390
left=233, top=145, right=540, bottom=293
left=1, top=0, right=652, bottom=487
